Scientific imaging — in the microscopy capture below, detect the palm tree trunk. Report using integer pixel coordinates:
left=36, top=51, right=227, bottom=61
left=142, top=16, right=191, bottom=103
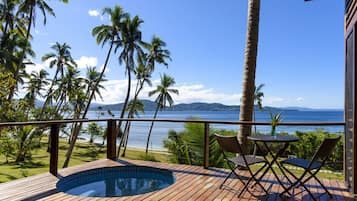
left=146, top=105, right=160, bottom=154
left=63, top=39, right=114, bottom=168
left=121, top=121, right=131, bottom=157
left=239, top=0, right=260, bottom=151
left=116, top=60, right=132, bottom=158
left=39, top=67, right=61, bottom=119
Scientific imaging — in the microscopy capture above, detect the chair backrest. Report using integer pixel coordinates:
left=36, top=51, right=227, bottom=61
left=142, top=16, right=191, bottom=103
left=311, top=136, right=341, bottom=163
left=214, top=134, right=243, bottom=154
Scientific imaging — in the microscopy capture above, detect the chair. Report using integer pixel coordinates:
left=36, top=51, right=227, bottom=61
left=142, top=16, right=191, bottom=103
left=279, top=136, right=341, bottom=201
left=214, top=134, right=268, bottom=197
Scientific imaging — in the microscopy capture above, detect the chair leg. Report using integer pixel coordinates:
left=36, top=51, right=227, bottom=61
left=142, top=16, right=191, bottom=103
left=247, top=165, right=269, bottom=195
left=220, top=170, right=234, bottom=189
left=310, top=172, right=332, bottom=197
left=279, top=165, right=308, bottom=197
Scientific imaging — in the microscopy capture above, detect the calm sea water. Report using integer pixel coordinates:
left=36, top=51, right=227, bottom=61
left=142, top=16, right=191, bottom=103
left=81, top=110, right=344, bottom=150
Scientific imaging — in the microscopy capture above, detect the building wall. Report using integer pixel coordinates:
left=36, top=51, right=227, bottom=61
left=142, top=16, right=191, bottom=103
left=345, top=0, right=357, bottom=194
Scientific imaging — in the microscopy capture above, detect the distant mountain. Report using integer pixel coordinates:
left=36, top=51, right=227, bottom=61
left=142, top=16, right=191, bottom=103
left=36, top=99, right=340, bottom=112
left=90, top=100, right=291, bottom=111
left=169, top=102, right=240, bottom=111
left=90, top=100, right=157, bottom=111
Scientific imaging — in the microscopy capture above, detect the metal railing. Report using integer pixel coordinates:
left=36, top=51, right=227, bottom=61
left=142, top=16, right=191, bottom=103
left=0, top=118, right=345, bottom=175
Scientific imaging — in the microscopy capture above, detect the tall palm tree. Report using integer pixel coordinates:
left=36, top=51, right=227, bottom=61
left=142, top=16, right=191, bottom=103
left=239, top=0, right=260, bottom=150
left=119, top=59, right=152, bottom=157
left=253, top=83, right=264, bottom=134
left=118, top=36, right=170, bottom=157
left=146, top=74, right=178, bottom=154
left=9, top=0, right=60, bottom=100
left=61, top=6, right=126, bottom=168
left=90, top=5, right=127, bottom=110
left=40, top=42, right=76, bottom=119
left=115, top=15, right=145, bottom=157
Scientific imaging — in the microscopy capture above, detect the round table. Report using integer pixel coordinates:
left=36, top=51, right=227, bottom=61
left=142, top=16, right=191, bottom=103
left=247, top=135, right=299, bottom=195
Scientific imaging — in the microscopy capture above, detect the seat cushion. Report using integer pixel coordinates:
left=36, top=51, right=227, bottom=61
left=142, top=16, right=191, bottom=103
left=227, top=155, right=266, bottom=167
left=281, top=158, right=321, bottom=170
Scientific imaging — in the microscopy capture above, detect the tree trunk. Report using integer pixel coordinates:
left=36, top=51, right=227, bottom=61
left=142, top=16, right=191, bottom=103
left=120, top=81, right=145, bottom=157
left=116, top=59, right=132, bottom=158
left=39, top=66, right=61, bottom=119
left=146, top=105, right=160, bottom=154
left=121, top=121, right=131, bottom=157
left=62, top=40, right=114, bottom=168
left=239, top=0, right=260, bottom=150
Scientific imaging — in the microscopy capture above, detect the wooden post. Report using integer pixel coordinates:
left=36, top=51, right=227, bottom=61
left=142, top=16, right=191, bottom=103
left=107, top=119, right=117, bottom=160
left=203, top=123, right=210, bottom=169
left=49, top=124, right=59, bottom=176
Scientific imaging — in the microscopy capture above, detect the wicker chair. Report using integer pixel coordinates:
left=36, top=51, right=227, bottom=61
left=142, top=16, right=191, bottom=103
left=214, top=134, right=269, bottom=197
left=279, top=136, right=341, bottom=201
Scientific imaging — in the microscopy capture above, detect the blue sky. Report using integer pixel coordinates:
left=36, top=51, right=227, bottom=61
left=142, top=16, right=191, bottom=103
left=26, top=0, right=344, bottom=108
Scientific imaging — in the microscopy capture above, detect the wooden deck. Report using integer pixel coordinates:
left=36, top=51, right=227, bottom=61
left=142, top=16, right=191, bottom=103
left=0, top=159, right=353, bottom=201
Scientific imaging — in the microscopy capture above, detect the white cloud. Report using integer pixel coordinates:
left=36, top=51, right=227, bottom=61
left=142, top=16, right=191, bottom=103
left=95, top=80, right=242, bottom=105
left=75, top=56, right=98, bottom=68
left=296, top=97, right=304, bottom=102
left=25, top=63, right=45, bottom=74
left=25, top=58, right=55, bottom=74
left=88, top=10, right=100, bottom=17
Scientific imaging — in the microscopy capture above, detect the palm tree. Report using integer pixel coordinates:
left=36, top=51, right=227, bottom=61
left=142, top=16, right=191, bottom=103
left=253, top=83, right=264, bottom=134
left=143, top=36, right=171, bottom=72
left=239, top=0, right=261, bottom=150
left=119, top=60, right=152, bottom=157
left=40, top=42, right=76, bottom=119
left=115, top=15, right=145, bottom=158
left=10, top=0, right=60, bottom=100
left=62, top=67, right=106, bottom=167
left=146, top=74, right=178, bottom=154
left=24, top=69, right=49, bottom=108
left=62, top=6, right=128, bottom=167
left=0, top=0, right=18, bottom=34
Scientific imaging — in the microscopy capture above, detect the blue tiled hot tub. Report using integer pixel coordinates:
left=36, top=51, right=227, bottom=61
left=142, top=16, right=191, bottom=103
left=56, top=166, right=175, bottom=197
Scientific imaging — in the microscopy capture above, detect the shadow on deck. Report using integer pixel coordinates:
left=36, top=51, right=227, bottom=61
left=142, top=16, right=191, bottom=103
left=0, top=159, right=353, bottom=201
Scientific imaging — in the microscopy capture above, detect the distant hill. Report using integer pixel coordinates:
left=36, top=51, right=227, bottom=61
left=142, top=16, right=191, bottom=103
left=37, top=99, right=340, bottom=112
left=89, top=100, right=293, bottom=111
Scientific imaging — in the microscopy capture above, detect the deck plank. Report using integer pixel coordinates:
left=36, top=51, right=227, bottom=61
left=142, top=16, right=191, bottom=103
left=0, top=159, right=352, bottom=201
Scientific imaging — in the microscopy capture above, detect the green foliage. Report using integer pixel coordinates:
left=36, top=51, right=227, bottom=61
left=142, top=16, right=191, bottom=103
left=82, top=123, right=105, bottom=144
left=0, top=130, right=15, bottom=163
left=163, top=118, right=232, bottom=167
left=270, top=111, right=282, bottom=135
left=287, top=130, right=343, bottom=170
left=139, top=154, right=159, bottom=162
left=164, top=120, right=343, bottom=171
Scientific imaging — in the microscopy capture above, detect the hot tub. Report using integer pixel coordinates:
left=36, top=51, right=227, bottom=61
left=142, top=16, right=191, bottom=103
left=56, top=166, right=175, bottom=197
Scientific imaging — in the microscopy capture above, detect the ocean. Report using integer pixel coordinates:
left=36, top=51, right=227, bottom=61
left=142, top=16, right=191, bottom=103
left=81, top=110, right=344, bottom=150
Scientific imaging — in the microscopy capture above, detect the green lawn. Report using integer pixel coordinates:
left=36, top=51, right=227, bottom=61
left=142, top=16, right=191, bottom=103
left=0, top=139, right=168, bottom=183
left=0, top=138, right=343, bottom=183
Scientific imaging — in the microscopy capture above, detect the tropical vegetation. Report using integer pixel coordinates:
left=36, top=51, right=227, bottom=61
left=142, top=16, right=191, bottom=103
left=164, top=120, right=344, bottom=171
left=0, top=2, right=176, bottom=168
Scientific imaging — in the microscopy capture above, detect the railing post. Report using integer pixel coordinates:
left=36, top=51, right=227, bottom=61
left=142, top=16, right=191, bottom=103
left=107, top=119, right=117, bottom=160
left=203, top=123, right=210, bottom=169
left=50, top=124, right=60, bottom=176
